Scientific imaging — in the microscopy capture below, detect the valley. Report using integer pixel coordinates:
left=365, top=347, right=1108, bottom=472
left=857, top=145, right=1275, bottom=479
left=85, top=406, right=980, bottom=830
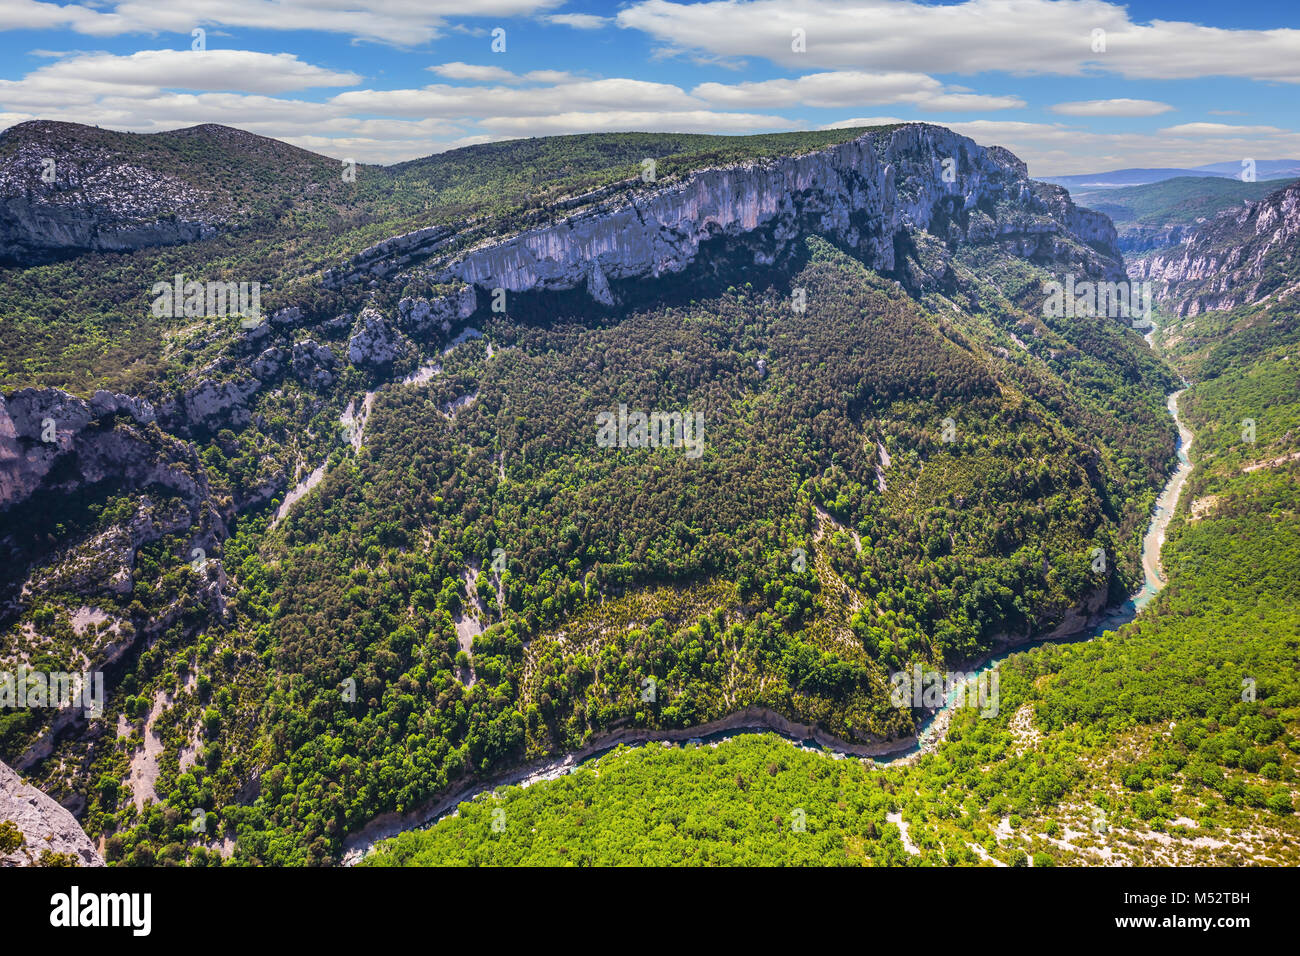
left=0, top=117, right=1294, bottom=870
left=352, top=327, right=1197, bottom=865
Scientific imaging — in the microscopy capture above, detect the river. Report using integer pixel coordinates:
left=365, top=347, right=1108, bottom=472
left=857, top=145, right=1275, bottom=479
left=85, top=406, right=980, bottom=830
left=342, top=385, right=1195, bottom=864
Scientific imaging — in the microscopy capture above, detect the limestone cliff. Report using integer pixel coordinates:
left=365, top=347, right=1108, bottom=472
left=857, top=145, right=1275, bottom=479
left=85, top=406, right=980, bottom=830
left=0, top=387, right=229, bottom=604
left=0, top=759, right=103, bottom=866
left=1129, top=179, right=1300, bottom=316
left=326, top=123, right=1122, bottom=298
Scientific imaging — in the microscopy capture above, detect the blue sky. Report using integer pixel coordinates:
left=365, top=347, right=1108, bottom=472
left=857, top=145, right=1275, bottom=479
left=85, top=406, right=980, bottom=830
left=1, top=0, right=1298, bottom=174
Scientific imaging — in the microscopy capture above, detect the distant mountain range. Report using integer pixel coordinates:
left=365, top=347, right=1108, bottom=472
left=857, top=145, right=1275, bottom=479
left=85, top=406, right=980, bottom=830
left=1130, top=176, right=1300, bottom=316
left=1041, top=160, right=1300, bottom=190
left=1070, top=175, right=1298, bottom=252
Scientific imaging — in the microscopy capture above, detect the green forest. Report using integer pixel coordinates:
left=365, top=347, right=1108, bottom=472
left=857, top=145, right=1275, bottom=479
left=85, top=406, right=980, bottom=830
left=365, top=308, right=1300, bottom=866
left=2, top=123, right=1293, bottom=868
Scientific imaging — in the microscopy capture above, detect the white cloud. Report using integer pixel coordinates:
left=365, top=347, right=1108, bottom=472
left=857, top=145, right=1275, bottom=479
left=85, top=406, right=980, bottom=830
left=9, top=50, right=361, bottom=96
left=693, top=71, right=1023, bottom=111
left=1050, top=98, right=1174, bottom=117
left=822, top=116, right=909, bottom=129
left=427, top=62, right=579, bottom=85
left=3, top=5, right=1293, bottom=173
left=917, top=93, right=1024, bottom=112
left=478, top=109, right=792, bottom=136
left=0, top=1, right=120, bottom=34
left=428, top=62, right=521, bottom=84
left=694, top=71, right=938, bottom=108
left=331, top=77, right=704, bottom=118
left=545, top=13, right=610, bottom=29
left=1160, top=122, right=1286, bottom=136
left=0, top=0, right=567, bottom=46
left=0, top=48, right=799, bottom=162
left=618, top=0, right=1300, bottom=83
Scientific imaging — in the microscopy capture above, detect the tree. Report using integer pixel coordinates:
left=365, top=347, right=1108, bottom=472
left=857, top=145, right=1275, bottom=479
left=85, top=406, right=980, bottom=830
left=0, top=820, right=24, bottom=857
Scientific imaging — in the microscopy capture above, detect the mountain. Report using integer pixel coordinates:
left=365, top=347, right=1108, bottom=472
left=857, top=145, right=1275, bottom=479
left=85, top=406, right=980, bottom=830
left=324, top=124, right=1123, bottom=295
left=0, top=122, right=897, bottom=272
left=0, top=121, right=350, bottom=265
left=1072, top=176, right=1297, bottom=252
left=1, top=121, right=1181, bottom=866
left=1131, top=178, right=1300, bottom=318
left=1045, top=166, right=1219, bottom=190
left=1042, top=159, right=1300, bottom=191
left=1192, top=159, right=1300, bottom=179
left=366, top=148, right=1300, bottom=871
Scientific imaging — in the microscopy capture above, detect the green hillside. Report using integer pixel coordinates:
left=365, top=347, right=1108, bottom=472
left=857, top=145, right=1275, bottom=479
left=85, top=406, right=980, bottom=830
left=0, top=124, right=887, bottom=395
left=1074, top=175, right=1294, bottom=229
left=365, top=308, right=1300, bottom=867
left=4, top=229, right=1176, bottom=865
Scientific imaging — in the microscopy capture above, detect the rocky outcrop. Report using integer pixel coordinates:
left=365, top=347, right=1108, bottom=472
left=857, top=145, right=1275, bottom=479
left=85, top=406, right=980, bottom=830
left=0, top=122, right=225, bottom=264
left=1129, top=180, right=1300, bottom=315
left=1116, top=224, right=1190, bottom=253
left=290, top=340, right=338, bottom=388
left=0, top=388, right=157, bottom=507
left=269, top=305, right=303, bottom=328
left=325, top=123, right=1123, bottom=300
left=396, top=287, right=477, bottom=334
left=0, top=386, right=228, bottom=605
left=165, top=378, right=261, bottom=431
left=1031, top=182, right=1121, bottom=251
left=348, top=307, right=412, bottom=368
left=0, top=759, right=103, bottom=866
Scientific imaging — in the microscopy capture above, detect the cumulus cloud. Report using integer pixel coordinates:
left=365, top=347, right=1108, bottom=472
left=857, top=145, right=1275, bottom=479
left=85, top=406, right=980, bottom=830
left=822, top=116, right=910, bottom=129
left=7, top=49, right=362, bottom=97
left=618, top=0, right=1300, bottom=83
left=692, top=71, right=1024, bottom=111
left=0, top=48, right=793, bottom=162
left=545, top=13, right=611, bottom=29
left=1160, top=122, right=1286, bottom=136
left=427, top=62, right=579, bottom=85
left=478, top=109, right=792, bottom=136
left=331, top=77, right=704, bottom=118
left=1051, top=98, right=1174, bottom=117
left=0, top=0, right=567, bottom=46
left=2, top=5, right=1294, bottom=172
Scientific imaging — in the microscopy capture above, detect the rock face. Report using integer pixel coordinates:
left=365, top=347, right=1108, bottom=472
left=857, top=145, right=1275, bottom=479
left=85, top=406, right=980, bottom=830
left=349, top=307, right=412, bottom=368
left=1130, top=179, right=1300, bottom=315
left=0, top=388, right=158, bottom=507
left=168, top=378, right=261, bottom=431
left=1116, top=224, right=1191, bottom=253
left=0, top=121, right=224, bottom=264
left=396, top=288, right=477, bottom=333
left=0, top=387, right=228, bottom=605
left=290, top=340, right=338, bottom=388
left=326, top=123, right=1122, bottom=298
left=0, top=759, right=103, bottom=866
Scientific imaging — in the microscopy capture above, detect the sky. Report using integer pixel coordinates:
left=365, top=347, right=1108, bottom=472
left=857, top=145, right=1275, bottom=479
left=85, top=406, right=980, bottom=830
left=1, top=0, right=1298, bottom=175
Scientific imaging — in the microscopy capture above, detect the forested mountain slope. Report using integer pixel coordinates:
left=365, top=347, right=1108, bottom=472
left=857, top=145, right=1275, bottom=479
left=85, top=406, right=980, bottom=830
left=1132, top=178, right=1300, bottom=317
left=363, top=169, right=1300, bottom=867
left=0, top=122, right=1179, bottom=865
left=369, top=243, right=1300, bottom=869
